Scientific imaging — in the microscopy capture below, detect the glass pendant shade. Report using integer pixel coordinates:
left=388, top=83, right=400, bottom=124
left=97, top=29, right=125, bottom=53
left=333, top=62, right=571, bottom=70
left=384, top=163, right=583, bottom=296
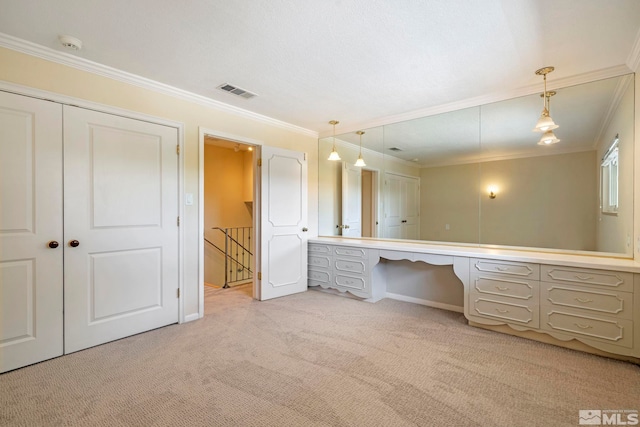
left=533, top=109, right=559, bottom=132
left=327, top=120, right=341, bottom=161
left=354, top=130, right=366, bottom=167
left=537, top=129, right=560, bottom=145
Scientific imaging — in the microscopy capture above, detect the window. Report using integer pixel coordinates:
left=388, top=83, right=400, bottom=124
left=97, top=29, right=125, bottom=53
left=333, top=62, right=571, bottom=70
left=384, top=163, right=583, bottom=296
left=601, top=135, right=619, bottom=214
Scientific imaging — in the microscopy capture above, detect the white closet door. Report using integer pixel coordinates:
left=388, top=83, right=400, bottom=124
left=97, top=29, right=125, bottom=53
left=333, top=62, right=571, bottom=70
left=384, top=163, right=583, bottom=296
left=384, top=173, right=420, bottom=240
left=259, top=146, right=308, bottom=300
left=383, top=174, right=403, bottom=238
left=63, top=106, right=179, bottom=353
left=403, top=176, right=420, bottom=239
left=0, top=92, right=63, bottom=373
left=341, top=162, right=362, bottom=237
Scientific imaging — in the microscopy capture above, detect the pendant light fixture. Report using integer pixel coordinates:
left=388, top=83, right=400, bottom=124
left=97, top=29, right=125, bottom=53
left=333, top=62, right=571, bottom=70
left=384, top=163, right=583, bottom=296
left=533, top=66, right=559, bottom=133
left=354, top=131, right=366, bottom=167
left=327, top=120, right=341, bottom=161
left=537, top=91, right=560, bottom=145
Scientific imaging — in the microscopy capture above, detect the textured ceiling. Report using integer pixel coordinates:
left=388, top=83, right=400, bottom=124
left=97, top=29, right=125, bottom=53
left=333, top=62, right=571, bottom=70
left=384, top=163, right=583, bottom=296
left=0, top=0, right=639, bottom=136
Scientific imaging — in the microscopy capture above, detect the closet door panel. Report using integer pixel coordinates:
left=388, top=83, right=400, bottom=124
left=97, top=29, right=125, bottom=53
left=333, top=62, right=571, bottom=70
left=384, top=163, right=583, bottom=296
left=0, top=92, right=63, bottom=373
left=63, top=106, right=179, bottom=353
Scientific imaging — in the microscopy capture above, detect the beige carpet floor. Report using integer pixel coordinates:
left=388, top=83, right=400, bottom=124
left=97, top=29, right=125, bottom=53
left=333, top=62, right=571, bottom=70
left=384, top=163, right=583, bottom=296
left=1, top=284, right=639, bottom=426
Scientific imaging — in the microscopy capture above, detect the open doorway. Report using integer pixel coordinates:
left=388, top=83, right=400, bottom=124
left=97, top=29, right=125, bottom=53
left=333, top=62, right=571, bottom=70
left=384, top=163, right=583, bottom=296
left=203, top=136, right=255, bottom=302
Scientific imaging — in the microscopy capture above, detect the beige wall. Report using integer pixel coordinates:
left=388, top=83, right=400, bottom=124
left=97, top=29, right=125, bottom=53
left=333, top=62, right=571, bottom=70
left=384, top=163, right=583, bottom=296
left=203, top=145, right=253, bottom=286
left=635, top=65, right=640, bottom=260
left=596, top=78, right=634, bottom=254
left=420, top=152, right=598, bottom=251
left=420, top=163, right=480, bottom=243
left=0, top=47, right=319, bottom=320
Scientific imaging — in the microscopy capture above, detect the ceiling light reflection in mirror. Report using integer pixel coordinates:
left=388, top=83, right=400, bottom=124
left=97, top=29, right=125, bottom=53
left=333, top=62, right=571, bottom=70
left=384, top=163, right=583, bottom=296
left=318, top=73, right=634, bottom=256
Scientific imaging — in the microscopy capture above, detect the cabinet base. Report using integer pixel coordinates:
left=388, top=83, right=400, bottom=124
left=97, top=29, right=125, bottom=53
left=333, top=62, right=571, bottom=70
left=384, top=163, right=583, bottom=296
left=468, top=321, right=640, bottom=365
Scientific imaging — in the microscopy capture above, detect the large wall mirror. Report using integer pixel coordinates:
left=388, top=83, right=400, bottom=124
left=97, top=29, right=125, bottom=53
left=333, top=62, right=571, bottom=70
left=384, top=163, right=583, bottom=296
left=318, top=73, right=635, bottom=256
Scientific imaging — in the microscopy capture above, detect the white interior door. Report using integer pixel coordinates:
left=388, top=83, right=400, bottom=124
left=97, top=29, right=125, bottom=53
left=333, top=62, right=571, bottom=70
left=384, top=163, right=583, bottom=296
left=0, top=92, right=63, bottom=373
left=63, top=106, right=179, bottom=353
left=383, top=174, right=403, bottom=238
left=384, top=173, right=420, bottom=239
left=403, top=176, right=420, bottom=239
left=259, top=146, right=308, bottom=300
left=341, top=162, right=362, bottom=237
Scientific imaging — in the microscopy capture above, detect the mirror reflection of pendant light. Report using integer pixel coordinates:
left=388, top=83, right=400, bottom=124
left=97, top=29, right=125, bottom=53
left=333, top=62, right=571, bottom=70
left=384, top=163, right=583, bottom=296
left=327, top=120, right=341, bottom=161
left=537, top=91, right=560, bottom=145
left=533, top=66, right=559, bottom=133
left=354, top=130, right=366, bottom=167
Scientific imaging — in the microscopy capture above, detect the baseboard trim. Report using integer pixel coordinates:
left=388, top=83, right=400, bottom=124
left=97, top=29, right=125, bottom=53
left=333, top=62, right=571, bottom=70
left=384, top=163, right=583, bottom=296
left=385, top=292, right=464, bottom=313
left=183, top=313, right=201, bottom=323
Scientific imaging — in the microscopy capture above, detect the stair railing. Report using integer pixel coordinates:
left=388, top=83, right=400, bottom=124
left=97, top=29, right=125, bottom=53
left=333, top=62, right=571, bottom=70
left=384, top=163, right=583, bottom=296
left=205, top=227, right=253, bottom=288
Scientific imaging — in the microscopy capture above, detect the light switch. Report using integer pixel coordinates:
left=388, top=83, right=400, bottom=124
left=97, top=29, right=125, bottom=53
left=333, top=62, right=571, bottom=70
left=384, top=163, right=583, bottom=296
left=185, top=193, right=194, bottom=205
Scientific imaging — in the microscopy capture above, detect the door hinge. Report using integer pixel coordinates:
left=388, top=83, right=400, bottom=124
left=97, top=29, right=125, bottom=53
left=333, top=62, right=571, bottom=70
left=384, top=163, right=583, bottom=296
left=257, top=158, right=262, bottom=167
left=258, top=272, right=262, bottom=280
left=176, top=145, right=180, bottom=155
left=177, top=288, right=180, bottom=298
left=304, top=153, right=307, bottom=161
left=177, top=216, right=180, bottom=226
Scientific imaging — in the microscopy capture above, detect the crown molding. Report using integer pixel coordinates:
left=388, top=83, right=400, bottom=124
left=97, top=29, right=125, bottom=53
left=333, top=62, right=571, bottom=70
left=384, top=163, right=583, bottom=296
left=626, top=27, right=640, bottom=72
left=418, top=147, right=595, bottom=169
left=0, top=32, right=318, bottom=138
left=321, top=64, right=633, bottom=138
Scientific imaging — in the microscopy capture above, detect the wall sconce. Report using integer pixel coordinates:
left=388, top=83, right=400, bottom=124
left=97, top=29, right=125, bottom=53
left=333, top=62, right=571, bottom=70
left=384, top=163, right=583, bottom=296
left=327, top=120, right=341, bottom=161
left=354, top=131, right=366, bottom=167
left=488, top=185, right=498, bottom=199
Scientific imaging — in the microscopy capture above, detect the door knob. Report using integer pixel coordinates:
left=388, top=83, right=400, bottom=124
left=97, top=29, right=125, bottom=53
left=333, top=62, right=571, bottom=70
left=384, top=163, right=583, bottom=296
left=302, top=227, right=308, bottom=232
left=69, top=240, right=80, bottom=247
left=48, top=241, right=59, bottom=249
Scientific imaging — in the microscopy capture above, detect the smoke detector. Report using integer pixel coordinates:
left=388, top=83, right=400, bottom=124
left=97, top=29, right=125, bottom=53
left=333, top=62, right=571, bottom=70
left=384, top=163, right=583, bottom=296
left=58, top=35, right=82, bottom=51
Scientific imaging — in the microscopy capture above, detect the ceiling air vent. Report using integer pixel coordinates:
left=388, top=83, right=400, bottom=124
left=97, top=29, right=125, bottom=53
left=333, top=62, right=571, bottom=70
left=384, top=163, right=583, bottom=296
left=388, top=147, right=403, bottom=152
left=217, top=83, right=257, bottom=100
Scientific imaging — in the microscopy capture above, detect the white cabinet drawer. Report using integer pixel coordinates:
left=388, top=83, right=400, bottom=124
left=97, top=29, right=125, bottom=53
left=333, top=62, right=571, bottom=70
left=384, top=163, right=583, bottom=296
left=335, top=259, right=366, bottom=275
left=334, top=274, right=366, bottom=290
left=308, top=244, right=332, bottom=255
left=334, top=246, right=367, bottom=259
left=471, top=258, right=539, bottom=279
left=470, top=296, right=538, bottom=327
left=308, top=254, right=331, bottom=269
left=541, top=284, right=633, bottom=320
left=471, top=274, right=537, bottom=300
left=541, top=309, right=633, bottom=348
left=308, top=269, right=331, bottom=287
left=541, top=265, right=633, bottom=292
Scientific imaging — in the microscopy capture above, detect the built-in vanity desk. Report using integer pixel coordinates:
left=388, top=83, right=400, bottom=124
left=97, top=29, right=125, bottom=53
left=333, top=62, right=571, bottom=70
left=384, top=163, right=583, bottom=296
left=308, top=237, right=640, bottom=363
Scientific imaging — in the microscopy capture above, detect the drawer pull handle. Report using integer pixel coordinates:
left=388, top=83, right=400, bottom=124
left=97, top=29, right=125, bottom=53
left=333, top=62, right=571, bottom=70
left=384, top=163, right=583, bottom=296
left=495, top=286, right=510, bottom=291
left=575, top=297, right=593, bottom=303
left=346, top=280, right=353, bottom=284
left=496, top=267, right=510, bottom=271
left=575, top=275, right=594, bottom=281
left=574, top=323, right=593, bottom=330
left=495, top=308, right=509, bottom=314
left=344, top=264, right=353, bottom=268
